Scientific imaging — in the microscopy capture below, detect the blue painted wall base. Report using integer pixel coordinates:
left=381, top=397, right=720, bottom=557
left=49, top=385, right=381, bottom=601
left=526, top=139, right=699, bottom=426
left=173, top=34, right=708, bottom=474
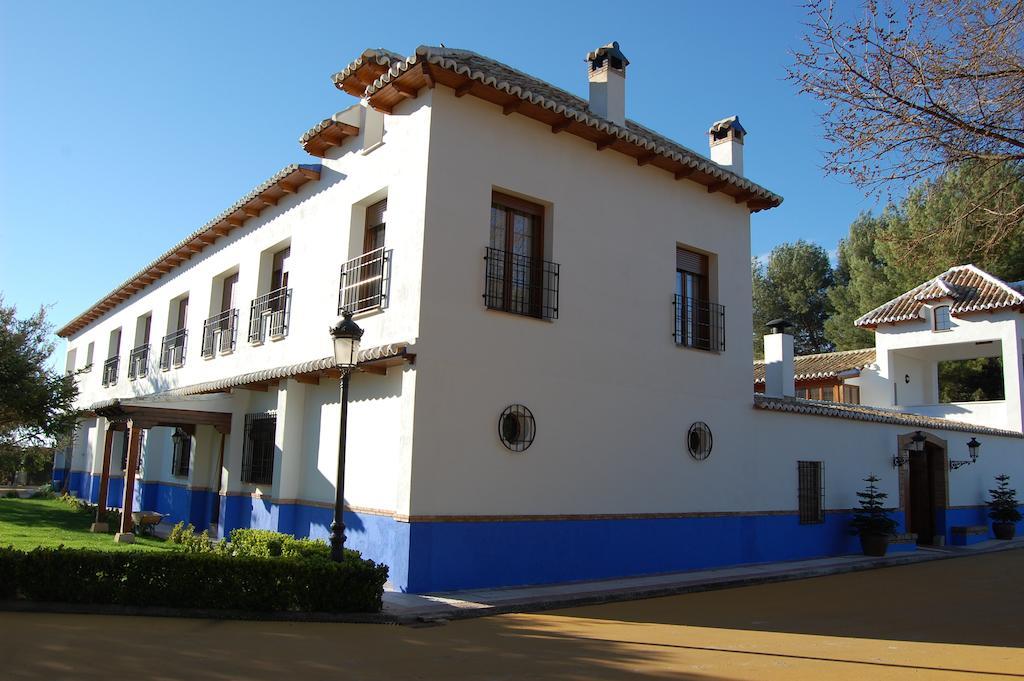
left=57, top=470, right=1024, bottom=594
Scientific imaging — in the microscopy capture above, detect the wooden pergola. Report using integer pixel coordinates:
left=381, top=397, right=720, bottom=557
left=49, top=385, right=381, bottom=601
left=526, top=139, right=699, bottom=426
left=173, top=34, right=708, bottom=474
left=91, top=402, right=231, bottom=542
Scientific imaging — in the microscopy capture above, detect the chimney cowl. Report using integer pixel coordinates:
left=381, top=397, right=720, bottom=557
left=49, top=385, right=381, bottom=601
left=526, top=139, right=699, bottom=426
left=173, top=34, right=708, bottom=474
left=586, top=41, right=630, bottom=72
left=765, top=318, right=794, bottom=335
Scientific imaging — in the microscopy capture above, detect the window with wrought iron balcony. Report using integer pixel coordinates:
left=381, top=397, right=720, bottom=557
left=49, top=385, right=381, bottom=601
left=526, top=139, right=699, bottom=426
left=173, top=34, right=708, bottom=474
left=203, top=272, right=239, bottom=358
left=101, top=327, right=122, bottom=387
left=673, top=247, right=724, bottom=352
left=128, top=312, right=151, bottom=380
left=161, top=296, right=189, bottom=370
left=483, top=193, right=559, bottom=320
left=249, top=246, right=291, bottom=344
left=339, top=198, right=391, bottom=315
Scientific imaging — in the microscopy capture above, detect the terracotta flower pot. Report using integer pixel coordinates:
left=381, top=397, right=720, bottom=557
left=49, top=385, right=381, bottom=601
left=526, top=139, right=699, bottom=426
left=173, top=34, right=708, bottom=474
left=993, top=522, right=1016, bottom=540
left=860, top=533, right=889, bottom=557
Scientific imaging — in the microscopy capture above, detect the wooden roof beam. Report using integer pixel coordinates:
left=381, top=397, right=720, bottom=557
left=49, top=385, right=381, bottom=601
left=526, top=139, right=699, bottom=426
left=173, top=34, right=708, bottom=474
left=242, top=205, right=261, bottom=218
left=551, top=119, right=572, bottom=134
left=454, top=81, right=474, bottom=97
left=502, top=99, right=522, bottom=116
left=293, top=373, right=320, bottom=385
left=226, top=216, right=244, bottom=227
left=297, top=167, right=320, bottom=180
left=392, top=80, right=418, bottom=99
left=675, top=167, right=695, bottom=180
left=707, top=180, right=727, bottom=193
left=595, top=136, right=616, bottom=151
left=636, top=154, right=656, bottom=167
left=419, top=62, right=435, bottom=88
left=278, top=182, right=297, bottom=195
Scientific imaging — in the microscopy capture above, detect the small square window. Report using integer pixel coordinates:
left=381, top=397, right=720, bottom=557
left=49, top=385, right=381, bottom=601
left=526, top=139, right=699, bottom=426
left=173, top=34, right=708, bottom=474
left=933, top=306, right=952, bottom=331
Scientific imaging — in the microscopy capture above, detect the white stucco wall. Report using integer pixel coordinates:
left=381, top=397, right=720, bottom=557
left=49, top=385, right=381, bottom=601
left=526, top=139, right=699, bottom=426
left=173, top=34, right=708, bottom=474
left=408, top=85, right=760, bottom=516
left=61, top=98, right=434, bottom=517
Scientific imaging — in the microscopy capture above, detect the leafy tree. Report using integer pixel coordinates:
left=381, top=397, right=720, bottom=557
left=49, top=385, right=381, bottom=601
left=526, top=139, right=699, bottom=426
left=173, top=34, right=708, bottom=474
left=0, top=297, right=79, bottom=472
left=789, top=0, right=1024, bottom=256
left=752, top=240, right=834, bottom=356
left=825, top=162, right=1024, bottom=349
left=987, top=474, right=1022, bottom=524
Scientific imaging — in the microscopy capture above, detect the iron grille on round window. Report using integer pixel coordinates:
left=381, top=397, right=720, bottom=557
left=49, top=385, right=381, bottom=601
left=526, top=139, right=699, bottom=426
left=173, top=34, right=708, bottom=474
left=498, top=404, right=535, bottom=452
left=686, top=422, right=713, bottom=460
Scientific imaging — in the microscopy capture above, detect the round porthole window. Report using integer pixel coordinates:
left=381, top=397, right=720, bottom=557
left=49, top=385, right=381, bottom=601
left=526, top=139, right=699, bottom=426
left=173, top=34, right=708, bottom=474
left=687, top=422, right=713, bottom=461
left=498, top=405, right=535, bottom=452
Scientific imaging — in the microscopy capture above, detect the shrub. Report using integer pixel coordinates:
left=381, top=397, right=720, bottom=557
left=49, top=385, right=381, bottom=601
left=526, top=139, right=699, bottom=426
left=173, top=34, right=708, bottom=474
left=0, top=545, right=387, bottom=612
left=0, top=547, right=21, bottom=599
left=4, top=491, right=17, bottom=499
left=167, top=521, right=226, bottom=554
left=228, top=529, right=362, bottom=563
left=30, top=483, right=55, bottom=499
left=59, top=493, right=90, bottom=512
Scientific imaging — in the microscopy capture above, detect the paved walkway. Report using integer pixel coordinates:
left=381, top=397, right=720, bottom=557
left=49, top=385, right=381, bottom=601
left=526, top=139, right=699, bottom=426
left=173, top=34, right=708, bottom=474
left=384, top=537, right=1024, bottom=620
left=4, top=548, right=1022, bottom=680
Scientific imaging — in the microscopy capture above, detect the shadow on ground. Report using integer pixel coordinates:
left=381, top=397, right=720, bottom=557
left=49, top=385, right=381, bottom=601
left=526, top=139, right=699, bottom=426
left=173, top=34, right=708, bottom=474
left=551, top=548, right=1024, bottom=649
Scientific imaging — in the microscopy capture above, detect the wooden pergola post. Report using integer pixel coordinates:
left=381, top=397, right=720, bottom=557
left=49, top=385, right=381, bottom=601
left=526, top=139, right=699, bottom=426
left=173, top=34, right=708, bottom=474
left=89, top=427, right=115, bottom=533
left=114, top=421, right=143, bottom=543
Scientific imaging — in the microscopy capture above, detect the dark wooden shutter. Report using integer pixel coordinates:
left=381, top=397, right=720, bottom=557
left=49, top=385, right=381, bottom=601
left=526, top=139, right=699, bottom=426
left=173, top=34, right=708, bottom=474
left=367, top=199, right=387, bottom=228
left=676, top=247, right=707, bottom=275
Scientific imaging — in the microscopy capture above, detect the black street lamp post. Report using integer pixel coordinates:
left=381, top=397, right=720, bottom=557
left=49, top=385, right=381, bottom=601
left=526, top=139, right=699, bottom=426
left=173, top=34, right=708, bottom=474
left=329, top=310, right=364, bottom=562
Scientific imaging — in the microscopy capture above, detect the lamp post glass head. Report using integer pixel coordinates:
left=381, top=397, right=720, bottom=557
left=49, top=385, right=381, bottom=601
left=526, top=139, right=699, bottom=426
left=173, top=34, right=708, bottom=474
left=967, top=437, right=981, bottom=462
left=910, top=430, right=926, bottom=453
left=330, top=310, right=364, bottom=369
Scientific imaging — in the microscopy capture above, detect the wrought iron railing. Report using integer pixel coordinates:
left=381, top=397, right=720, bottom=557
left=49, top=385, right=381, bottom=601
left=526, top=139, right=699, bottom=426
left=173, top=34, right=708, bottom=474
left=128, top=344, right=150, bottom=380
left=101, top=356, right=119, bottom=387
left=483, top=247, right=559, bottom=320
left=673, top=295, right=725, bottom=352
left=248, top=287, right=291, bottom=344
left=202, top=309, right=238, bottom=358
left=160, top=328, right=188, bottom=370
left=338, top=247, right=391, bottom=314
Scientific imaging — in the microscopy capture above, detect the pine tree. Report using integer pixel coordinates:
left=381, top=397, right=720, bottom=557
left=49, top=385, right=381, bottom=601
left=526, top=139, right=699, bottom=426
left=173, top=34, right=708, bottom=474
left=987, top=474, right=1022, bottom=524
left=849, top=474, right=898, bottom=537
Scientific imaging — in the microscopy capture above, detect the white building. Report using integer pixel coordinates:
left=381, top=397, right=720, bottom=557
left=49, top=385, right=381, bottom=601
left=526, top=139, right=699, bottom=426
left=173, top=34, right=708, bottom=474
left=55, top=43, right=1023, bottom=593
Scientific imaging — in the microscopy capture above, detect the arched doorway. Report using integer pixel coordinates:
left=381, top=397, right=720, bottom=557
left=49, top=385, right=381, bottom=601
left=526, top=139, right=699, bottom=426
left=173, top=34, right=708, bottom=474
left=898, top=431, right=949, bottom=546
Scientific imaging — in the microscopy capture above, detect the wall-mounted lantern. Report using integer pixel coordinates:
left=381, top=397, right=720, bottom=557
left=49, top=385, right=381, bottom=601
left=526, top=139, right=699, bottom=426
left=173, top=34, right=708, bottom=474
left=950, top=437, right=981, bottom=471
left=893, top=430, right=925, bottom=468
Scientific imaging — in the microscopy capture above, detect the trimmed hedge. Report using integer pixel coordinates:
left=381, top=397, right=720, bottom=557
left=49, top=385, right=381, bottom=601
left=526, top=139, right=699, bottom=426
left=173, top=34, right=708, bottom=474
left=0, top=546, right=388, bottom=613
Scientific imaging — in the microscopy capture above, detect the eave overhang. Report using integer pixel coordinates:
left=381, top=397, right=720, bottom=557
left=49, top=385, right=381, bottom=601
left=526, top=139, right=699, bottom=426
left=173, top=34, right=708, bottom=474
left=332, top=46, right=782, bottom=212
left=57, top=164, right=322, bottom=338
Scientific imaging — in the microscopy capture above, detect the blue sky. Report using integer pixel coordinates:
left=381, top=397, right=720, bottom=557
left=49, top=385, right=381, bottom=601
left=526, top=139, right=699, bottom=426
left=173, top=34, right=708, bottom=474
left=0, top=1, right=880, bottom=361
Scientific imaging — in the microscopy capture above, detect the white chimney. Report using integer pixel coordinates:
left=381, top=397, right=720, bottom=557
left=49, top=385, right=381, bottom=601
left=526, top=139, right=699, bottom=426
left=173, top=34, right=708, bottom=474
left=709, top=116, right=746, bottom=176
left=763, top=319, right=795, bottom=399
left=586, top=42, right=629, bottom=126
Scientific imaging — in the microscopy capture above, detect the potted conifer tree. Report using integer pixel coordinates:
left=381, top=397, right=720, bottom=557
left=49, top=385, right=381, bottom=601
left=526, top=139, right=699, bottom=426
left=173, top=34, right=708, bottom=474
left=849, top=474, right=898, bottom=556
left=987, top=474, right=1022, bottom=540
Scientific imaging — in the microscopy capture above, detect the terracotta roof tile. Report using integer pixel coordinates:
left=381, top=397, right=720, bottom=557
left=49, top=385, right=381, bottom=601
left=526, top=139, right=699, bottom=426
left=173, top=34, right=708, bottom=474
left=334, top=45, right=781, bottom=209
left=753, top=348, right=876, bottom=385
left=754, top=394, right=1021, bottom=438
left=855, top=265, right=1023, bottom=327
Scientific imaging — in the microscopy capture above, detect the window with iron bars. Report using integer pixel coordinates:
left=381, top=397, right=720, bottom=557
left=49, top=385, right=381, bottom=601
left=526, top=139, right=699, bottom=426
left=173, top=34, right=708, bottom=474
left=128, top=344, right=149, bottom=380
left=241, top=413, right=276, bottom=486
left=202, top=309, right=238, bottom=358
left=797, top=460, right=824, bottom=524
left=339, top=247, right=391, bottom=314
left=673, top=296, right=725, bottom=352
left=160, top=329, right=187, bottom=370
left=248, top=288, right=290, bottom=344
left=484, top=247, right=560, bottom=320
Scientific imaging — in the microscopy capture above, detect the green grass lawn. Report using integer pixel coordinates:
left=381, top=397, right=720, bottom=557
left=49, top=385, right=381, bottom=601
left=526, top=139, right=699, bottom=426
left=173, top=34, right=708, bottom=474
left=0, top=498, right=171, bottom=552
